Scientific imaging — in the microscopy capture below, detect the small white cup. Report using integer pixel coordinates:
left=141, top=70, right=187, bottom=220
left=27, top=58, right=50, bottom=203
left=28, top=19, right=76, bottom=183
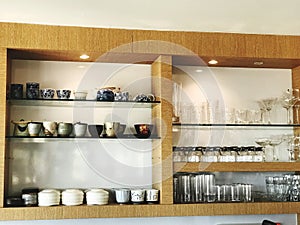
left=73, top=122, right=87, bottom=137
left=145, top=189, right=159, bottom=203
left=131, top=189, right=145, bottom=203
left=115, top=189, right=130, bottom=204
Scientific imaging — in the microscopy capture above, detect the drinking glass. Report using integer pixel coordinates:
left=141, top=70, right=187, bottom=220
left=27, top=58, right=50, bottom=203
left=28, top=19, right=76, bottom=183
left=255, top=137, right=270, bottom=161
left=261, top=98, right=277, bottom=124
left=269, top=135, right=283, bottom=161
left=257, top=100, right=267, bottom=123
left=280, top=88, right=299, bottom=124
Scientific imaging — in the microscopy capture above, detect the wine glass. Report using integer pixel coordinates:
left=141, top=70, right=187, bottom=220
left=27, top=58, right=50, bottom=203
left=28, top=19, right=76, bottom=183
left=280, top=88, right=300, bottom=124
left=257, top=100, right=267, bottom=124
left=255, top=137, right=270, bottom=161
left=261, top=98, right=277, bottom=124
left=269, top=135, right=283, bottom=161
left=282, top=134, right=295, bottom=161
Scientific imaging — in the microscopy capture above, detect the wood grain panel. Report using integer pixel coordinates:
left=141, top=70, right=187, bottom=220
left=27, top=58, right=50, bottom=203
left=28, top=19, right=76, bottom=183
left=174, top=162, right=300, bottom=173
left=151, top=56, right=173, bottom=204
left=0, top=48, right=7, bottom=207
left=132, top=29, right=300, bottom=58
left=0, top=22, right=132, bottom=55
left=0, top=202, right=299, bottom=220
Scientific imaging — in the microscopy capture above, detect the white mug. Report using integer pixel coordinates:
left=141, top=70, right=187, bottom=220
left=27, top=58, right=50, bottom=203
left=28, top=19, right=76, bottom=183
left=131, top=189, right=145, bottom=203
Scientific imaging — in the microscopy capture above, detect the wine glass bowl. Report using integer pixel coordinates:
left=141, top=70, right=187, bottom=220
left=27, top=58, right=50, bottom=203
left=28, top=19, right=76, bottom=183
left=280, top=88, right=300, bottom=124
left=260, top=98, right=277, bottom=124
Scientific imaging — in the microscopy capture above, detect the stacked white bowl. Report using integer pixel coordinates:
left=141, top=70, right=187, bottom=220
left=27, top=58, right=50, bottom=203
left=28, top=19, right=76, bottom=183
left=62, top=189, right=84, bottom=206
left=86, top=189, right=109, bottom=205
left=38, top=189, right=60, bottom=206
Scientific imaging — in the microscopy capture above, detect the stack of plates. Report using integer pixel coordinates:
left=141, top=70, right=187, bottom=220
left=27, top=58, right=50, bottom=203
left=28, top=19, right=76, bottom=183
left=86, top=189, right=109, bottom=205
left=38, top=189, right=60, bottom=206
left=62, top=189, right=84, bottom=206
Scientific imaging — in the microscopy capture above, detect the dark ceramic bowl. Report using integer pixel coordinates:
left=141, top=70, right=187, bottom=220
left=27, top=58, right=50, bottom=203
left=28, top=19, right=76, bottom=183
left=97, top=89, right=115, bottom=101
left=88, top=125, right=104, bottom=138
left=134, top=124, right=153, bottom=138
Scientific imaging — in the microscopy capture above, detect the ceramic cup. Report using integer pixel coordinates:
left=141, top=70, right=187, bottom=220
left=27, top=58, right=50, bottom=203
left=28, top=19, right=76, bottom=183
left=131, top=189, right=145, bottom=204
left=42, top=121, right=57, bottom=136
left=73, top=122, right=87, bottom=137
left=114, top=189, right=130, bottom=204
left=104, top=122, right=120, bottom=138
left=11, top=119, right=31, bottom=136
left=28, top=122, right=42, bottom=137
left=74, top=91, right=88, bottom=100
left=114, top=92, right=129, bottom=101
left=97, top=89, right=115, bottom=101
left=40, top=88, right=55, bottom=99
left=10, top=84, right=23, bottom=99
left=26, top=82, right=39, bottom=99
left=57, top=122, right=73, bottom=137
left=56, top=89, right=71, bottom=99
left=145, top=189, right=159, bottom=203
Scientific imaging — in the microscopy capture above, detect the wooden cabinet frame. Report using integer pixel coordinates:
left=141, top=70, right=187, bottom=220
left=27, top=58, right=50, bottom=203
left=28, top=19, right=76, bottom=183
left=1, top=22, right=300, bottom=221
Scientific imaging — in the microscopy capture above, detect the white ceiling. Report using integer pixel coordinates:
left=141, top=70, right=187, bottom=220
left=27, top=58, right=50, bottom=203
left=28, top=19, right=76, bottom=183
left=1, top=0, right=300, bottom=35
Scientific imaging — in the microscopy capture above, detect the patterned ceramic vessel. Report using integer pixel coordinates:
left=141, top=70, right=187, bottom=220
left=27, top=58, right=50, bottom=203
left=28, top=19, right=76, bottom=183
left=56, top=89, right=71, bottom=99
left=26, top=82, right=39, bottom=99
left=40, top=88, right=55, bottom=99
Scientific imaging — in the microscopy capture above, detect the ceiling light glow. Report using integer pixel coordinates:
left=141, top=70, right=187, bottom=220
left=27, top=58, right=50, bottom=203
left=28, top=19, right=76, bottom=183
left=208, top=59, right=218, bottom=65
left=80, top=54, right=90, bottom=60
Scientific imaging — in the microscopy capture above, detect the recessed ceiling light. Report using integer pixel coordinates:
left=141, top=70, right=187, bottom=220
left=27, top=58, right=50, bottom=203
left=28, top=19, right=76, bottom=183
left=208, top=59, right=218, bottom=65
left=254, top=61, right=264, bottom=66
left=80, top=54, right=90, bottom=60
left=195, top=69, right=203, bottom=73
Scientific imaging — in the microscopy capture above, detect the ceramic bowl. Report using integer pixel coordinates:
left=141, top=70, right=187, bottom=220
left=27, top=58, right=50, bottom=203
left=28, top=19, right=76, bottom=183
left=56, top=89, right=71, bottom=99
left=97, top=89, right=115, bottom=101
left=114, top=92, right=129, bottom=101
left=88, top=125, right=104, bottom=138
left=42, top=121, right=57, bottom=136
left=11, top=119, right=31, bottom=136
left=74, top=122, right=87, bottom=137
left=57, top=122, right=73, bottom=137
left=28, top=122, right=42, bottom=136
left=74, top=91, right=88, bottom=100
left=104, top=122, right=120, bottom=138
left=134, top=124, right=153, bottom=138
left=40, top=88, right=55, bottom=99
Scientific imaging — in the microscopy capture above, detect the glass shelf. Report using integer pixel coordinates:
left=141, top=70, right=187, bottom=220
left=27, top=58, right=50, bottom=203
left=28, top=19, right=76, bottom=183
left=7, top=98, right=160, bottom=108
left=6, top=135, right=160, bottom=143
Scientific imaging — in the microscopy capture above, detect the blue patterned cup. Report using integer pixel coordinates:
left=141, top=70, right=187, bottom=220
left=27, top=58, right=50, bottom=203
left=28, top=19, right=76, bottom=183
left=26, top=82, right=39, bottom=99
left=40, top=88, right=55, bottom=99
left=56, top=89, right=71, bottom=99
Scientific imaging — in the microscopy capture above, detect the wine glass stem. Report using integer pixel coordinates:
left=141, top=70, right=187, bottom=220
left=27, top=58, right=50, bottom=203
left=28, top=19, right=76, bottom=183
left=267, top=110, right=271, bottom=124
left=287, top=108, right=292, bottom=124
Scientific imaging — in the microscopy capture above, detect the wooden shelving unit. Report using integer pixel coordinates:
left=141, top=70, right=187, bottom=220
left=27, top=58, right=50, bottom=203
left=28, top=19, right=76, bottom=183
left=174, top=162, right=300, bottom=172
left=1, top=22, right=300, bottom=221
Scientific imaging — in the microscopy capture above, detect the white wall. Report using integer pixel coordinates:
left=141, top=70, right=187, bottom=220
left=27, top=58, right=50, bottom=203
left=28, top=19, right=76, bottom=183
left=1, top=0, right=300, bottom=35
left=1, top=0, right=299, bottom=224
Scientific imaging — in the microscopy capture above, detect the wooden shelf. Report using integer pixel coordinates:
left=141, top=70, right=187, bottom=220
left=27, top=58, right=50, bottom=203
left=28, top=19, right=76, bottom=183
left=174, top=162, right=300, bottom=172
left=2, top=202, right=300, bottom=220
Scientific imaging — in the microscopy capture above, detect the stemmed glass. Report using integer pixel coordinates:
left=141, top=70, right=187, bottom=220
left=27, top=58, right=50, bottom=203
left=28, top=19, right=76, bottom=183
left=257, top=100, right=267, bottom=124
left=255, top=137, right=271, bottom=161
left=269, top=135, right=283, bottom=161
left=282, top=134, right=296, bottom=161
left=280, top=88, right=300, bottom=124
left=261, top=98, right=277, bottom=124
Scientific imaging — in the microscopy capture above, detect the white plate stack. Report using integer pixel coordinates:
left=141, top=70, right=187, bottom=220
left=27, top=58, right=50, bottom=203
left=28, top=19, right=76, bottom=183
left=62, top=189, right=84, bottom=206
left=86, top=189, right=109, bottom=205
left=38, top=189, right=61, bottom=206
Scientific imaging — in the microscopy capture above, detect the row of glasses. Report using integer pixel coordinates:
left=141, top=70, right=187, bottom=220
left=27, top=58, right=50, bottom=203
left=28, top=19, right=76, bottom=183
left=265, top=175, right=300, bottom=202
left=255, top=134, right=300, bottom=162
